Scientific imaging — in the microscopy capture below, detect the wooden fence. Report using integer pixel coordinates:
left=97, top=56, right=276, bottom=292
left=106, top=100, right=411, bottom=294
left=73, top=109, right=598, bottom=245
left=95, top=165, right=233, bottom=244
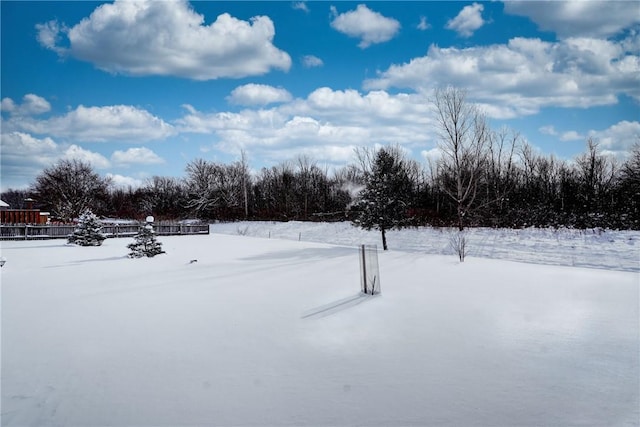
left=0, top=223, right=210, bottom=241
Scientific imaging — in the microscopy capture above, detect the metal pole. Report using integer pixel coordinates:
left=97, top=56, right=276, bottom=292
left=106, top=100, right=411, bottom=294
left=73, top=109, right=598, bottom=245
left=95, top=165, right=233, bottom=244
left=361, top=244, right=367, bottom=294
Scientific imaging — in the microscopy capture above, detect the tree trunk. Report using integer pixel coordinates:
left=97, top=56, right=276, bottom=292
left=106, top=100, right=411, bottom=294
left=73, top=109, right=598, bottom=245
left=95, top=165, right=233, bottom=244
left=381, top=227, right=388, bottom=251
left=243, top=180, right=248, bottom=218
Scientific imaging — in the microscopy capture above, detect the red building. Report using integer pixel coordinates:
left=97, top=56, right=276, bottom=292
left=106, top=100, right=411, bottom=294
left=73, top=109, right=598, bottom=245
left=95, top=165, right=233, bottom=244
left=0, top=199, right=50, bottom=224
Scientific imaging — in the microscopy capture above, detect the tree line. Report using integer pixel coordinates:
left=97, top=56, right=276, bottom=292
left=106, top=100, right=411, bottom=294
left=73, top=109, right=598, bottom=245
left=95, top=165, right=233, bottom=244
left=2, top=88, right=638, bottom=231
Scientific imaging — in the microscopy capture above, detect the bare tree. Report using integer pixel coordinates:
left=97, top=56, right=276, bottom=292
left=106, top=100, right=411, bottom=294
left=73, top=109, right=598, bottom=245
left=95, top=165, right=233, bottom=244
left=354, top=146, right=376, bottom=176
left=184, top=158, right=248, bottom=219
left=139, top=176, right=186, bottom=219
left=486, top=127, right=519, bottom=211
left=618, top=142, right=640, bottom=226
left=184, top=159, right=219, bottom=218
left=0, top=188, right=31, bottom=209
left=620, top=142, right=640, bottom=188
left=252, top=161, right=301, bottom=219
left=432, top=87, right=490, bottom=230
left=295, top=154, right=316, bottom=219
left=576, top=138, right=617, bottom=212
left=31, top=159, right=111, bottom=222
left=240, top=150, right=250, bottom=218
left=449, top=230, right=468, bottom=262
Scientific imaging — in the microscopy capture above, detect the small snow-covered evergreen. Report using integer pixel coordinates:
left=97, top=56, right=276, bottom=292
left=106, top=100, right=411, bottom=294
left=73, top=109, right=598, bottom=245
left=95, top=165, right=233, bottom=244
left=68, top=210, right=106, bottom=246
left=127, top=219, right=165, bottom=258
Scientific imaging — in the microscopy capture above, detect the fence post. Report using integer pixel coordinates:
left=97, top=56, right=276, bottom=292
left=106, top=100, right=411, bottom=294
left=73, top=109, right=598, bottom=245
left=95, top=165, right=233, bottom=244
left=361, top=244, right=367, bottom=294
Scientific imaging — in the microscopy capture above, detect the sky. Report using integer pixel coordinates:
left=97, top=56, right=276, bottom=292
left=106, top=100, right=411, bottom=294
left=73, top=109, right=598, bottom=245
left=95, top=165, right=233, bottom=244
left=1, top=0, right=639, bottom=192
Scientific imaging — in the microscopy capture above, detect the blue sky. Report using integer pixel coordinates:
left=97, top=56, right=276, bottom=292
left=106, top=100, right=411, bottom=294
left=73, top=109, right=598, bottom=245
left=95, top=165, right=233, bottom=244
left=1, top=0, right=639, bottom=191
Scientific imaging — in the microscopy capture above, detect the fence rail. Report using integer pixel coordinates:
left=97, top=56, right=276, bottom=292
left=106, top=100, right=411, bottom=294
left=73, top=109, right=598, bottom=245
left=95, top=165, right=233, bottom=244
left=0, top=223, right=210, bottom=241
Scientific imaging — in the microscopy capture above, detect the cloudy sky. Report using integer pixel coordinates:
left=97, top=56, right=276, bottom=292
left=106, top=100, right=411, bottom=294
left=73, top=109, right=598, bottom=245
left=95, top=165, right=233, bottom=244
left=1, top=0, right=639, bottom=191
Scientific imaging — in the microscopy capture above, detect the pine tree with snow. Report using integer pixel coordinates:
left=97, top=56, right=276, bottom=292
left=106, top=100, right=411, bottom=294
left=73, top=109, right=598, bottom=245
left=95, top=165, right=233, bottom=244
left=127, top=219, right=165, bottom=258
left=352, top=147, right=414, bottom=250
left=67, top=209, right=106, bottom=246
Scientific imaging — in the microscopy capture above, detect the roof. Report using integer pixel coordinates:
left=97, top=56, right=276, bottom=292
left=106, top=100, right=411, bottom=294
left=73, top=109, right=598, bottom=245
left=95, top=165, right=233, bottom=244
left=0, top=200, right=9, bottom=208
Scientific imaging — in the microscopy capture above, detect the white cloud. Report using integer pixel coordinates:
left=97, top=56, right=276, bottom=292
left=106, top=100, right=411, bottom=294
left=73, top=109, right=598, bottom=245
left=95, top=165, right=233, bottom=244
left=538, top=121, right=639, bottom=159
left=417, top=16, right=431, bottom=31
left=0, top=98, right=16, bottom=113
left=364, top=37, right=640, bottom=118
left=227, top=84, right=293, bottom=106
left=421, top=147, right=443, bottom=164
left=292, top=2, right=309, bottom=13
left=302, top=55, right=324, bottom=68
left=588, top=120, right=640, bottom=156
left=63, top=144, right=110, bottom=169
left=21, top=94, right=52, bottom=115
left=106, top=173, right=144, bottom=189
left=330, top=4, right=400, bottom=48
left=503, top=1, right=640, bottom=39
left=0, top=129, right=164, bottom=191
left=35, top=20, right=65, bottom=53
left=36, top=0, right=291, bottom=80
left=181, top=104, right=197, bottom=115
left=446, top=3, right=485, bottom=38
left=111, top=147, right=165, bottom=165
left=539, top=125, right=558, bottom=136
left=560, top=131, right=583, bottom=142
left=0, top=131, right=108, bottom=169
left=540, top=125, right=587, bottom=142
left=0, top=132, right=59, bottom=190
left=4, top=103, right=174, bottom=142
left=299, top=88, right=428, bottom=126
left=1, top=94, right=51, bottom=116
left=177, top=87, right=433, bottom=165
left=0, top=131, right=111, bottom=190
left=0, top=131, right=58, bottom=160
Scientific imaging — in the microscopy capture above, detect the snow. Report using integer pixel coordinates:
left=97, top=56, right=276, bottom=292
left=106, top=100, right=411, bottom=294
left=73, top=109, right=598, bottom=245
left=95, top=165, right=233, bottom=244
left=1, top=222, right=638, bottom=426
left=211, top=221, right=640, bottom=272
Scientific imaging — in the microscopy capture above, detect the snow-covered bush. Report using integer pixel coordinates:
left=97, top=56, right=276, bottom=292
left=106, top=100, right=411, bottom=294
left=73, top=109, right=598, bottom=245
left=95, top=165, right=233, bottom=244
left=127, top=220, right=165, bottom=258
left=67, top=210, right=106, bottom=246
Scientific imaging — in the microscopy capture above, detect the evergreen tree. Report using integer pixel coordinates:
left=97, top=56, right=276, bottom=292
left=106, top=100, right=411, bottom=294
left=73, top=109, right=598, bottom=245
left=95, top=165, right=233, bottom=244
left=127, top=221, right=165, bottom=258
left=67, top=210, right=106, bottom=246
left=352, top=147, right=414, bottom=250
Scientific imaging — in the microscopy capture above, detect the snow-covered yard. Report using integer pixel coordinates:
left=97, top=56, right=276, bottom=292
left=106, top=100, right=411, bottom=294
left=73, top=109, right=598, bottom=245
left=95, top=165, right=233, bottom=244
left=1, top=223, right=638, bottom=426
left=211, top=221, right=640, bottom=272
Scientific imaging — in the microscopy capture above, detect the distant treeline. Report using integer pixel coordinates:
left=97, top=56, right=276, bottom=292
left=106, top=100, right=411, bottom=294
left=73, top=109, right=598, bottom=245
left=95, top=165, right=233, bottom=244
left=3, top=140, right=639, bottom=230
